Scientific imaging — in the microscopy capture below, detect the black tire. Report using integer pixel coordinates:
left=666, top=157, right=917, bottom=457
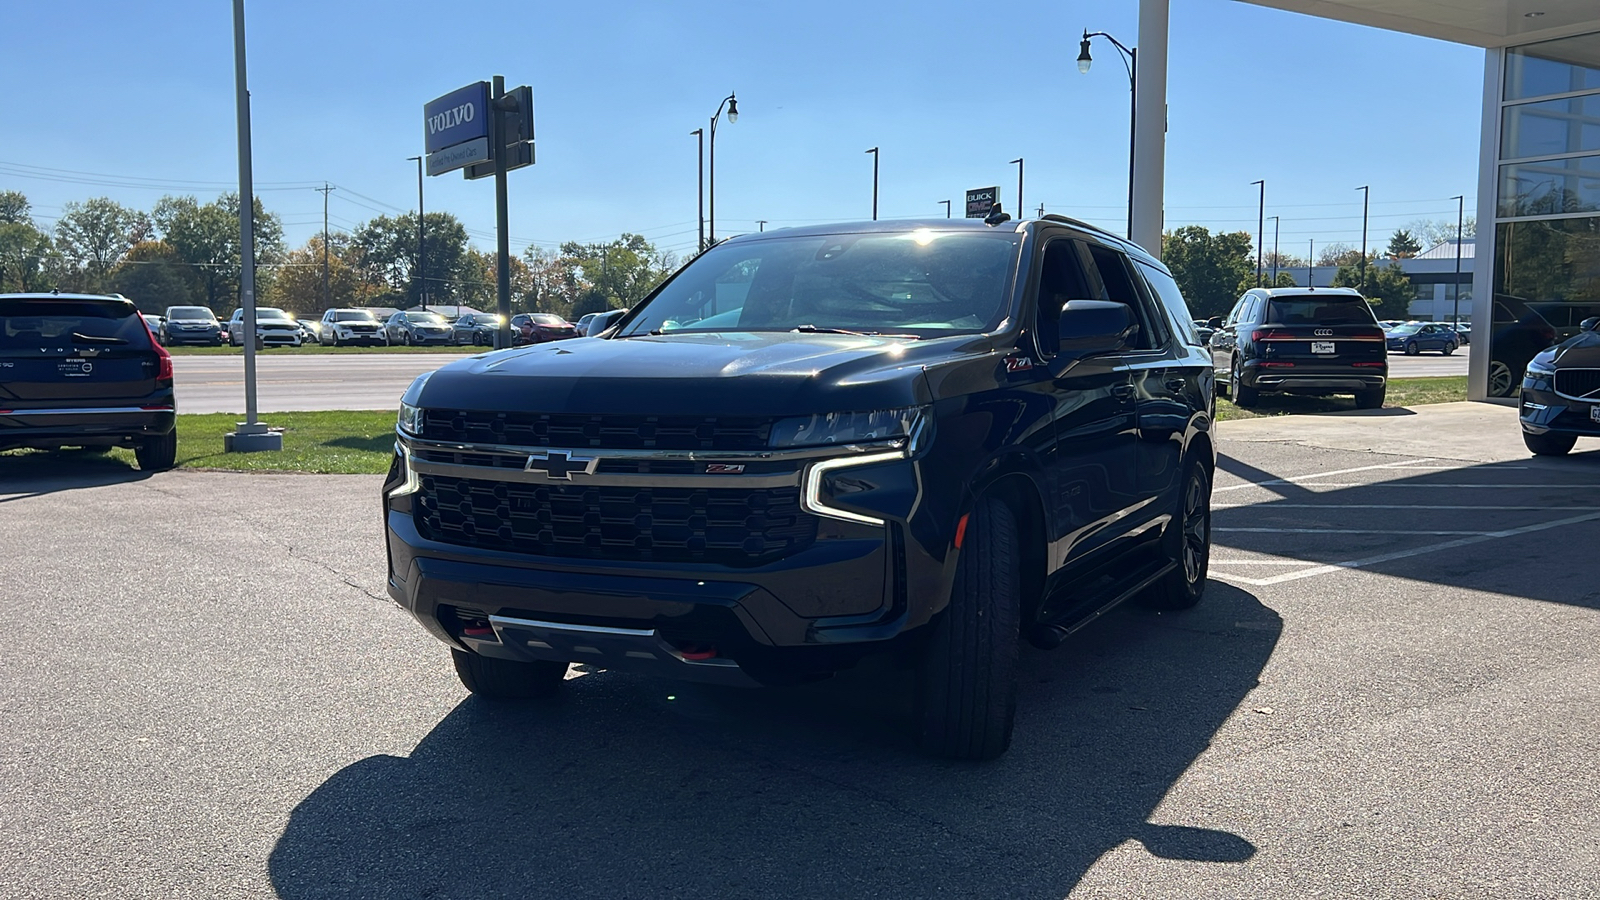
left=1442, top=343, right=1454, bottom=356
left=1523, top=430, right=1577, bottom=457
left=135, top=431, right=177, bottom=471
left=451, top=649, right=567, bottom=700
left=1354, top=387, right=1386, bottom=410
left=1404, top=342, right=1420, bottom=356
left=1143, top=458, right=1212, bottom=611
left=1231, top=359, right=1258, bottom=408
left=914, top=495, right=1020, bottom=761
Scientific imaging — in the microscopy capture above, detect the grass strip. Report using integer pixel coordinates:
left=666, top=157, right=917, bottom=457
left=1216, top=376, right=1467, bottom=421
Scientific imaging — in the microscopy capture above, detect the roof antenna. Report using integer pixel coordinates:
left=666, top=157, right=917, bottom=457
left=984, top=203, right=1012, bottom=226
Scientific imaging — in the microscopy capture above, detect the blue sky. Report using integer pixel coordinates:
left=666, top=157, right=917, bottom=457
left=0, top=0, right=1484, bottom=259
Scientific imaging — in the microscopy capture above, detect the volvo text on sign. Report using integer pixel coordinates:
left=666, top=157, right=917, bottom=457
left=424, top=82, right=490, bottom=154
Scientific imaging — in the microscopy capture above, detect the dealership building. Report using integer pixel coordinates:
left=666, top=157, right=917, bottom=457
left=1128, top=1, right=1600, bottom=400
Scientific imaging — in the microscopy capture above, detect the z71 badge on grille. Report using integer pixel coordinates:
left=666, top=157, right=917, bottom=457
left=705, top=464, right=746, bottom=474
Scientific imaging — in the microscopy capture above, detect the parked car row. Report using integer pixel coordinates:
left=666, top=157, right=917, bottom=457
left=140, top=306, right=618, bottom=349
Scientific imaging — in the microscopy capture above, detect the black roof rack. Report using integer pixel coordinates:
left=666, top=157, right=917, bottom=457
left=1040, top=213, right=1125, bottom=242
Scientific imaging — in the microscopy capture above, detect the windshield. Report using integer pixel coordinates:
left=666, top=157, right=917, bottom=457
left=1, top=299, right=151, bottom=349
left=1388, top=324, right=1421, bottom=334
left=168, top=306, right=216, bottom=322
left=1265, top=296, right=1377, bottom=326
left=257, top=307, right=292, bottom=321
left=410, top=312, right=447, bottom=324
left=618, top=229, right=1021, bottom=337
left=334, top=311, right=376, bottom=323
left=530, top=314, right=566, bottom=326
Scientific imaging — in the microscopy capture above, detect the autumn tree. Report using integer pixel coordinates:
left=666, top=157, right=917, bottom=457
left=53, top=197, right=151, bottom=291
left=110, top=241, right=196, bottom=312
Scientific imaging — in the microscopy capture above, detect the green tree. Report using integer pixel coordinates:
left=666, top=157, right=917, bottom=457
left=152, top=193, right=284, bottom=312
left=1160, top=225, right=1256, bottom=319
left=522, top=245, right=586, bottom=318
left=0, top=221, right=54, bottom=292
left=53, top=197, right=151, bottom=291
left=110, top=241, right=197, bottom=312
left=557, top=233, right=677, bottom=315
left=0, top=190, right=32, bottom=225
left=1235, top=270, right=1298, bottom=295
left=264, top=233, right=379, bottom=314
left=1332, top=259, right=1415, bottom=310
left=1410, top=216, right=1476, bottom=249
left=1386, top=229, right=1422, bottom=258
left=354, top=211, right=470, bottom=306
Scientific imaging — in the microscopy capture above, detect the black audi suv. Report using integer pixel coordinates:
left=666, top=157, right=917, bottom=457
left=1208, top=287, right=1388, bottom=408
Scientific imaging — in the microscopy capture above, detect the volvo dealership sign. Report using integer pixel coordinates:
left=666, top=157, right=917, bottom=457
left=424, top=82, right=491, bottom=174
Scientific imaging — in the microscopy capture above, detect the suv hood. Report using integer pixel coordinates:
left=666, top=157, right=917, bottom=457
left=416, top=332, right=954, bottom=417
left=1542, top=330, right=1600, bottom=368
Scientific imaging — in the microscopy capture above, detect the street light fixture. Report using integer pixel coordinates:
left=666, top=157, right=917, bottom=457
left=939, top=200, right=951, bottom=218
left=1079, top=29, right=1137, bottom=239
left=1356, top=185, right=1370, bottom=293
left=708, top=92, right=737, bottom=244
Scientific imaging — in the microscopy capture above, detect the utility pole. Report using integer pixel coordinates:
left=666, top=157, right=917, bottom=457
left=1356, top=185, right=1370, bottom=294
left=315, top=183, right=333, bottom=310
left=492, top=75, right=513, bottom=349
left=1269, top=215, right=1280, bottom=283
left=1251, top=180, right=1264, bottom=287
left=1037, top=203, right=1045, bottom=218
left=1308, top=240, right=1314, bottom=288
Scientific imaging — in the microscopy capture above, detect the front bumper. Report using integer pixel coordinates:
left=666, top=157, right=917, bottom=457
left=166, top=328, right=221, bottom=345
left=383, top=433, right=945, bottom=684
left=1519, top=383, right=1600, bottom=437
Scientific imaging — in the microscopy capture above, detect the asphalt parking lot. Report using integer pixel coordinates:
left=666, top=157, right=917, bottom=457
left=1, top=404, right=1596, bottom=899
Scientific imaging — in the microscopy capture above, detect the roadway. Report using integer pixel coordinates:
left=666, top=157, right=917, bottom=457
left=173, top=350, right=1472, bottom=414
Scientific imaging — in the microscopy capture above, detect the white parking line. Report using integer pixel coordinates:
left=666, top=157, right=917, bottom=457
left=1210, top=510, right=1600, bottom=587
left=1212, top=504, right=1556, bottom=511
left=1213, top=459, right=1438, bottom=493
left=1251, top=483, right=1600, bottom=489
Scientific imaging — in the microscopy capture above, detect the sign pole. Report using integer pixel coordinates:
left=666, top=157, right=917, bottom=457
left=493, top=75, right=512, bottom=350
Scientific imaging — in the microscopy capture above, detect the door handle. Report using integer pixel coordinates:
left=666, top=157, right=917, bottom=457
left=1111, top=383, right=1136, bottom=401
left=1164, top=377, right=1187, bottom=392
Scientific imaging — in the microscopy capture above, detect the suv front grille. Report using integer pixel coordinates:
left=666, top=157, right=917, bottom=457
left=414, top=475, right=815, bottom=565
left=420, top=409, right=772, bottom=451
left=1553, top=368, right=1600, bottom=399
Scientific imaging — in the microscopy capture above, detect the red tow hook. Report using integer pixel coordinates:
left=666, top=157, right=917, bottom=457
left=461, top=625, right=495, bottom=638
left=677, top=644, right=718, bottom=661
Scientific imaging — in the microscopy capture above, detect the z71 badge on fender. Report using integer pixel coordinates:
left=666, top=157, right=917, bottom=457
left=1004, top=356, right=1034, bottom=372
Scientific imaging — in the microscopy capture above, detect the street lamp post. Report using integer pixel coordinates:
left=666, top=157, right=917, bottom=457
left=691, top=128, right=704, bottom=252
left=1251, top=179, right=1265, bottom=287
left=406, top=156, right=426, bottom=310
left=939, top=200, right=951, bottom=218
left=756, top=220, right=767, bottom=232
left=1079, top=29, right=1136, bottom=240
left=1010, top=158, right=1023, bottom=221
left=1451, top=194, right=1465, bottom=326
left=708, top=92, right=738, bottom=244
left=1356, top=185, right=1370, bottom=293
left=866, top=147, right=879, bottom=220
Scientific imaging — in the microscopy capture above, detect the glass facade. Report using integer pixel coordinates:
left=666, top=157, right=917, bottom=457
left=1491, top=32, right=1600, bottom=397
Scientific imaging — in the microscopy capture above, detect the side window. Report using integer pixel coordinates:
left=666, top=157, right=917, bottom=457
left=1034, top=239, right=1093, bottom=357
left=1224, top=295, right=1248, bottom=326
left=1082, top=242, right=1160, bottom=350
left=1137, top=262, right=1204, bottom=348
left=1243, top=295, right=1263, bottom=325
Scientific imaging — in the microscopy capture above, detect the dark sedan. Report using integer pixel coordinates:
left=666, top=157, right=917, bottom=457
left=1385, top=322, right=1459, bottom=356
left=1, top=292, right=177, bottom=469
left=451, top=313, right=502, bottom=346
left=510, top=313, right=578, bottom=345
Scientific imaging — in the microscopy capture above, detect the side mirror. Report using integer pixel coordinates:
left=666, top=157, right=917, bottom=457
left=1581, top=316, right=1599, bottom=333
left=1057, top=300, right=1138, bottom=357
left=1205, top=316, right=1224, bottom=330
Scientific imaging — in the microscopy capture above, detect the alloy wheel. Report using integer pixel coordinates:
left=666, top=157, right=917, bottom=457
left=1181, top=471, right=1210, bottom=584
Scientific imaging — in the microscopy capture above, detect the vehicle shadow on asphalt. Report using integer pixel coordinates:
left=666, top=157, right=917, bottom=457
left=0, top=450, right=148, bottom=502
left=268, top=582, right=1279, bottom=899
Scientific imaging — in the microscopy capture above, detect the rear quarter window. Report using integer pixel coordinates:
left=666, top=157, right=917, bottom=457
left=1136, top=262, right=1204, bottom=347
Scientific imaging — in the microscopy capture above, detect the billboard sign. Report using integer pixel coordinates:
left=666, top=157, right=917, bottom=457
left=424, top=82, right=490, bottom=154
left=464, top=141, right=533, bottom=180
left=965, top=187, right=998, bottom=218
left=426, top=137, right=490, bottom=176
left=463, top=86, right=535, bottom=180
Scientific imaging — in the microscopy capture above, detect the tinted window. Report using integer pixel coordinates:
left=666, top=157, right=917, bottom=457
left=1137, top=262, right=1204, bottom=347
left=1, top=299, right=151, bottom=350
left=1265, top=296, right=1377, bottom=326
left=529, top=314, right=566, bottom=325
left=620, top=229, right=1021, bottom=337
left=1083, top=243, right=1160, bottom=350
left=1034, top=240, right=1093, bottom=356
left=167, top=306, right=216, bottom=321
left=334, top=311, right=376, bottom=323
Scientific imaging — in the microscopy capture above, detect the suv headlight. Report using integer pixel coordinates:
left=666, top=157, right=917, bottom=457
left=398, top=400, right=424, bottom=436
left=770, top=407, right=925, bottom=448
left=1525, top=357, right=1556, bottom=378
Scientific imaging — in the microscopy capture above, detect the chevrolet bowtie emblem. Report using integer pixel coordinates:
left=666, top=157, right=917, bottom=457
left=524, top=450, right=599, bottom=480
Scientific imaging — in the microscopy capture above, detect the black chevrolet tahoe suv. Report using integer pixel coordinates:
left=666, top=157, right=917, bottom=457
left=1207, top=287, right=1388, bottom=409
left=384, top=216, right=1216, bottom=759
left=1519, top=315, right=1600, bottom=456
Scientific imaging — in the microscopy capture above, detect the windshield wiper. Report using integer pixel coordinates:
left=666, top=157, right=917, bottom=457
left=70, top=332, right=127, bottom=345
left=791, top=324, right=919, bottom=338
